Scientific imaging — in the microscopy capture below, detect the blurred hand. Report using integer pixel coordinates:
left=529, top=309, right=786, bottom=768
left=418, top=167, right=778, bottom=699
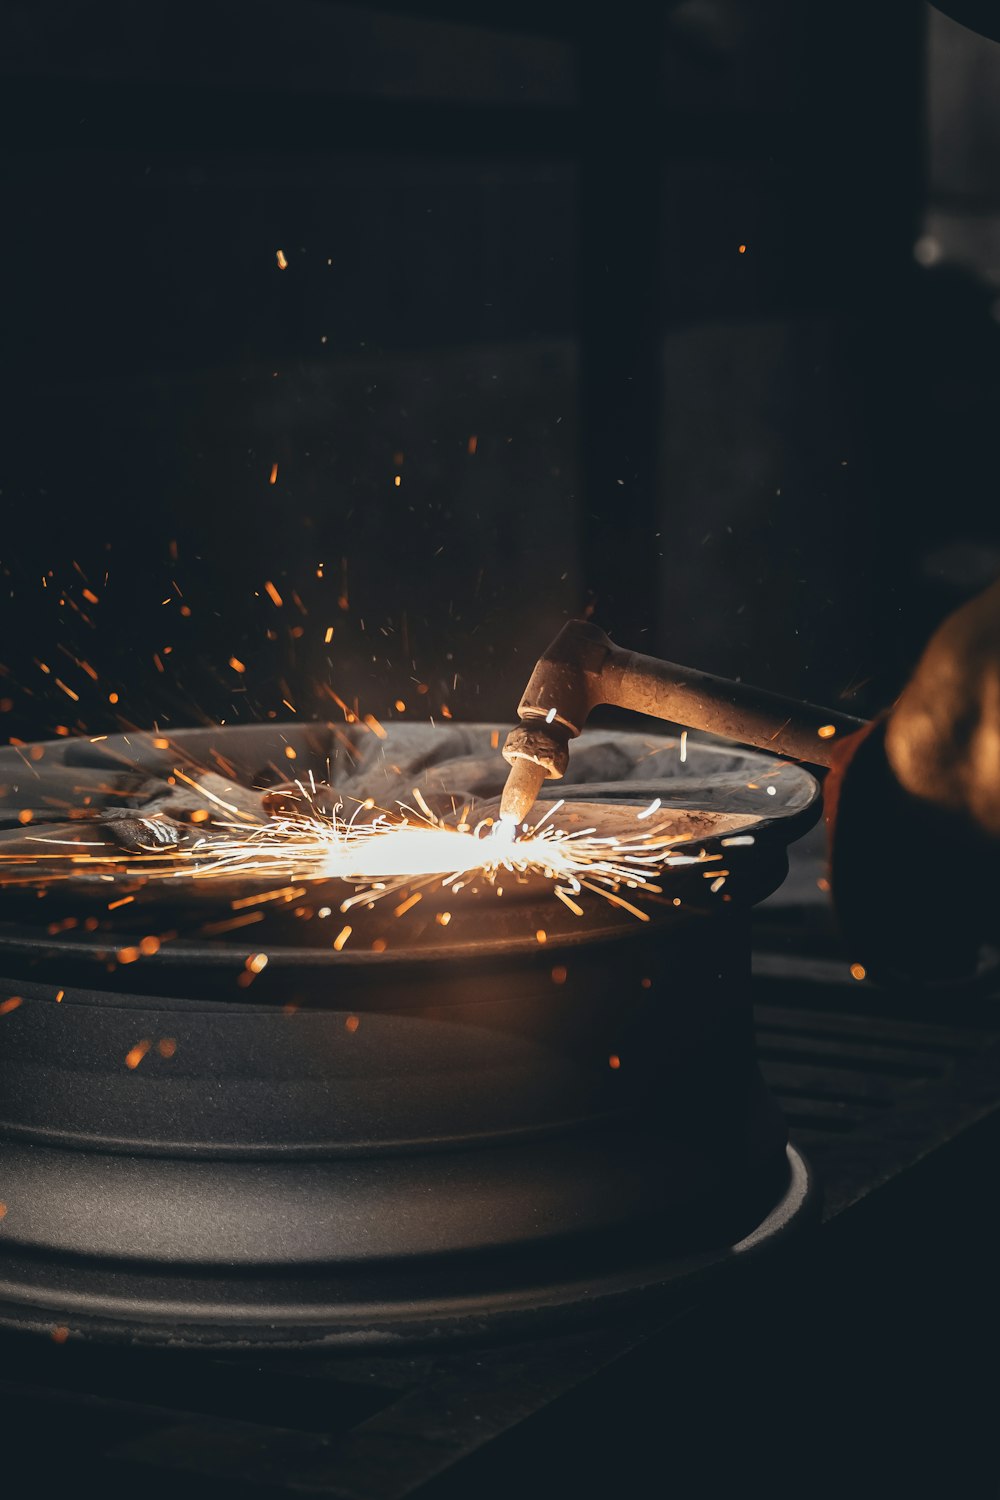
left=885, top=576, right=1000, bottom=837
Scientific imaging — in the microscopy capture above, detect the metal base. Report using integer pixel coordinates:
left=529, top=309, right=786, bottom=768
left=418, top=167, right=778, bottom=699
left=0, top=724, right=821, bottom=1348
left=0, top=1146, right=817, bottom=1349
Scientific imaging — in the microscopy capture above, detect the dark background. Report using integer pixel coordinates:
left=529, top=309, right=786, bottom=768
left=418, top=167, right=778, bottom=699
left=2, top=0, right=999, bottom=743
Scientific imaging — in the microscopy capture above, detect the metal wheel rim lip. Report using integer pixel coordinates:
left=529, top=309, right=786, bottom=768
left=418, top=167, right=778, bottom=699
left=0, top=901, right=737, bottom=973
left=0, top=1146, right=818, bottom=1348
left=0, top=724, right=819, bottom=974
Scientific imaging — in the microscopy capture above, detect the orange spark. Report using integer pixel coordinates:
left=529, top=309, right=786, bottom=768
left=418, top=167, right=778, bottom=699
left=231, top=886, right=303, bottom=909
left=125, top=1039, right=152, bottom=1069
left=201, top=912, right=265, bottom=935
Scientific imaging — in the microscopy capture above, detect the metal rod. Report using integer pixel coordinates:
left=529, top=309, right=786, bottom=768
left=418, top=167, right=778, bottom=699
left=500, top=620, right=866, bottom=822
left=604, top=647, right=864, bottom=769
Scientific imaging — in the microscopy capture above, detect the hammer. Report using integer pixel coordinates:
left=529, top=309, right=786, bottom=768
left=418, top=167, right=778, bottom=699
left=499, top=620, right=866, bottom=825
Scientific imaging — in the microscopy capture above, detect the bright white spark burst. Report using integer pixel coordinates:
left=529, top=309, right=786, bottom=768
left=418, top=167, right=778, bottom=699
left=170, top=795, right=691, bottom=921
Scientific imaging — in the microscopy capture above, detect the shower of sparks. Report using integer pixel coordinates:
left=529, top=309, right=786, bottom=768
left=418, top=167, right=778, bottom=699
left=151, top=792, right=703, bottom=921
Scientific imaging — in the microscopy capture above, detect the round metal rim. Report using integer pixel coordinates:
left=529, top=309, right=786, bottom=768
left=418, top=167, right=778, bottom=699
left=0, top=1146, right=818, bottom=1349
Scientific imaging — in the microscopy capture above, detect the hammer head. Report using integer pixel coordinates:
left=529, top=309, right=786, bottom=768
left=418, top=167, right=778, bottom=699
left=499, top=619, right=615, bottom=824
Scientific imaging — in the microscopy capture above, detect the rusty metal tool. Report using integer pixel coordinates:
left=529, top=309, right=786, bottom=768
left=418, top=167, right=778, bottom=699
left=500, top=619, right=866, bottom=824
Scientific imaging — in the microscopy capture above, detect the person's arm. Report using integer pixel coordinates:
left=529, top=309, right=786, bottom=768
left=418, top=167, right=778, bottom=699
left=825, top=578, right=1000, bottom=985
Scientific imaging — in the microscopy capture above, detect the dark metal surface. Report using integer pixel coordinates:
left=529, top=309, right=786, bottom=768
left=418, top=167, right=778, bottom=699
left=0, top=1145, right=815, bottom=1351
left=0, top=725, right=818, bottom=1346
left=0, top=915, right=793, bottom=1342
left=0, top=823, right=997, bottom=1493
